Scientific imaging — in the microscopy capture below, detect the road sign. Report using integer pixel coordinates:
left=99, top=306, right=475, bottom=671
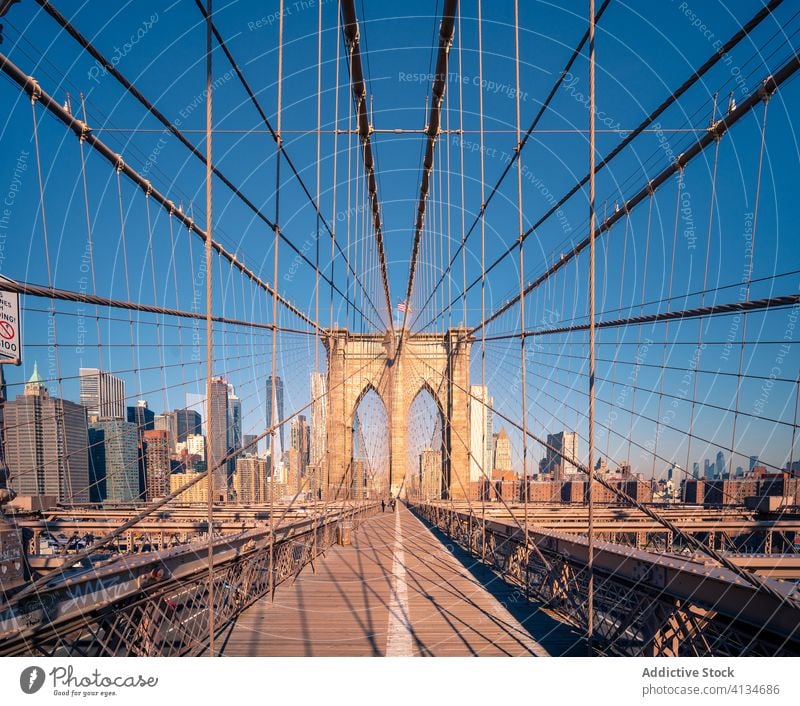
left=0, top=285, right=20, bottom=365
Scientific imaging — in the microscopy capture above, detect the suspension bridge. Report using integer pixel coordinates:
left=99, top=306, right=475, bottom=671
left=0, top=0, right=799, bottom=657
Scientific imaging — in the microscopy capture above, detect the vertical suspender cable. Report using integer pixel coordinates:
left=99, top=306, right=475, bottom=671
left=115, top=165, right=141, bottom=498
left=325, top=2, right=342, bottom=506
left=457, top=5, right=470, bottom=514
left=587, top=0, right=596, bottom=656
left=313, top=0, right=323, bottom=543
left=76, top=100, right=105, bottom=407
left=458, top=9, right=466, bottom=328
left=791, top=373, right=800, bottom=472
left=626, top=195, right=654, bottom=466
left=604, top=213, right=629, bottom=462
left=445, top=75, right=452, bottom=331
left=331, top=3, right=342, bottom=328
left=684, top=96, right=721, bottom=479
left=29, top=84, right=72, bottom=502
left=315, top=0, right=323, bottom=370
left=652, top=179, right=683, bottom=478
left=477, top=0, right=488, bottom=555
left=270, top=0, right=285, bottom=599
left=345, top=39, right=353, bottom=331
left=514, top=0, right=529, bottom=555
left=730, top=98, right=768, bottom=474
left=75, top=97, right=107, bottom=504
left=438, top=114, right=446, bottom=332
left=204, top=0, right=215, bottom=655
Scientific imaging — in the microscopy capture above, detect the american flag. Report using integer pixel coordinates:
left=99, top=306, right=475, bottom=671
left=397, top=300, right=408, bottom=313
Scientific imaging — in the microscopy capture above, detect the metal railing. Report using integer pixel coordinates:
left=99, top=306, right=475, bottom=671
left=410, top=502, right=800, bottom=656
left=0, top=502, right=378, bottom=656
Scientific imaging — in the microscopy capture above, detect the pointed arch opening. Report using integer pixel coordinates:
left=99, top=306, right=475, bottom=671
left=349, top=385, right=389, bottom=500
left=406, top=383, right=445, bottom=501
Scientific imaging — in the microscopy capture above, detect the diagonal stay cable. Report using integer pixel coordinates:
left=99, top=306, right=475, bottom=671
left=471, top=52, right=800, bottom=334
left=33, top=0, right=380, bottom=330
left=410, top=0, right=612, bottom=331
left=0, top=51, right=323, bottom=330
left=192, top=0, right=385, bottom=329
left=482, top=293, right=800, bottom=341
left=340, top=0, right=393, bottom=331
left=415, top=0, right=785, bottom=332
left=0, top=350, right=386, bottom=613
left=1, top=277, right=317, bottom=334
left=400, top=0, right=458, bottom=337
left=406, top=339, right=800, bottom=611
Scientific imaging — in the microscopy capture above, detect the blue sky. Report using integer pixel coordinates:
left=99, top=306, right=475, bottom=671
left=0, top=0, right=799, bottom=478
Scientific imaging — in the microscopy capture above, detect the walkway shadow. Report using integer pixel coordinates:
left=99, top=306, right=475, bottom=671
left=411, top=509, right=586, bottom=657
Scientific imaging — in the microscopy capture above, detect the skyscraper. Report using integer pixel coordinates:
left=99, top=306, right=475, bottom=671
left=186, top=434, right=205, bottom=458
left=127, top=400, right=155, bottom=498
left=469, top=385, right=493, bottom=482
left=143, top=429, right=170, bottom=499
left=154, top=412, right=178, bottom=453
left=79, top=368, right=125, bottom=421
left=493, top=428, right=512, bottom=471
left=291, top=415, right=310, bottom=468
left=243, top=433, right=258, bottom=453
left=89, top=419, right=139, bottom=502
left=286, top=448, right=301, bottom=494
left=233, top=454, right=270, bottom=503
left=227, top=384, right=242, bottom=484
left=5, top=363, right=90, bottom=503
left=420, top=448, right=443, bottom=500
left=127, top=400, right=155, bottom=431
left=715, top=450, right=725, bottom=478
left=169, top=470, right=208, bottom=504
left=227, top=384, right=242, bottom=452
left=209, top=377, right=229, bottom=500
left=88, top=426, right=107, bottom=502
left=185, top=393, right=205, bottom=433
left=545, top=431, right=578, bottom=480
left=175, top=408, right=202, bottom=442
left=749, top=455, right=759, bottom=473
left=266, top=375, right=285, bottom=451
left=310, top=372, right=327, bottom=464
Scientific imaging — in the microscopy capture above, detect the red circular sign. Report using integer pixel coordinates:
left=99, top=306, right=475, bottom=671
left=0, top=321, right=14, bottom=340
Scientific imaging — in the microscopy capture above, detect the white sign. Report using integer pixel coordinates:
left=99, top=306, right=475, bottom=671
left=0, top=287, right=20, bottom=364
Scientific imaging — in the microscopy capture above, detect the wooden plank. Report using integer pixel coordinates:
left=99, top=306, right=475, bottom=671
left=218, top=504, right=584, bottom=656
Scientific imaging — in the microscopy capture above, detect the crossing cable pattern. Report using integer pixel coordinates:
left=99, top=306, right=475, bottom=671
left=471, top=54, right=800, bottom=336
left=400, top=0, right=458, bottom=337
left=1, top=0, right=800, bottom=658
left=400, top=0, right=796, bottom=656
left=191, top=0, right=386, bottom=331
left=33, top=0, right=381, bottom=331
left=0, top=52, right=319, bottom=331
left=341, top=0, right=393, bottom=331
left=413, top=0, right=786, bottom=332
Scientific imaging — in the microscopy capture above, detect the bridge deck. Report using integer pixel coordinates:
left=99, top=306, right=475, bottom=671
left=217, top=503, right=583, bottom=656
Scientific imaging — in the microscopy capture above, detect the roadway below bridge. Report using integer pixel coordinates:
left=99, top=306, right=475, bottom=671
left=215, top=503, right=584, bottom=656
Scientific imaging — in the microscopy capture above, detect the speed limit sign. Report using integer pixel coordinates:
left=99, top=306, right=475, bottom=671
left=0, top=280, right=21, bottom=365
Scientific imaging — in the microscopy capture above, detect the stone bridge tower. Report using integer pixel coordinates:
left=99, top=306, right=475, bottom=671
left=324, top=328, right=471, bottom=500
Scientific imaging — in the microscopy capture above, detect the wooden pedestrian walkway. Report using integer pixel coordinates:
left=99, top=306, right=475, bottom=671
left=216, top=503, right=584, bottom=656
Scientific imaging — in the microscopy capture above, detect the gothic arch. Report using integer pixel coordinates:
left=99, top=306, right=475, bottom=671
left=349, top=378, right=390, bottom=430
left=407, top=379, right=445, bottom=423
left=324, top=328, right=472, bottom=500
